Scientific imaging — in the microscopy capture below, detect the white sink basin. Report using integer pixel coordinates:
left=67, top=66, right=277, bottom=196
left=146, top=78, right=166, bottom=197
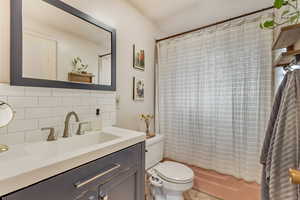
left=25, top=132, right=120, bottom=159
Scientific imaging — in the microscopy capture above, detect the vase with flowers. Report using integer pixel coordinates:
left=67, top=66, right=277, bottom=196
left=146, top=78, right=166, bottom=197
left=140, top=114, right=154, bottom=137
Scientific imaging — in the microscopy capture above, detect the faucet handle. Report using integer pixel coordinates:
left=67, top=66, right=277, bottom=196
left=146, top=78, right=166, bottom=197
left=77, top=122, right=89, bottom=135
left=41, top=127, right=57, bottom=141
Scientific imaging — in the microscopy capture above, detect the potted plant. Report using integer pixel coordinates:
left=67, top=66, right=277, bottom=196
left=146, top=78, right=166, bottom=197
left=260, top=0, right=300, bottom=29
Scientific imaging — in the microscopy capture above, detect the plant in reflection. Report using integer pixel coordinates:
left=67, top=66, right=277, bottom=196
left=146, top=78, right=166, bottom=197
left=72, top=57, right=89, bottom=74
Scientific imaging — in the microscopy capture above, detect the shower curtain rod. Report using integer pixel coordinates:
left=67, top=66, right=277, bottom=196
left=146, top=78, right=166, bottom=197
left=156, top=6, right=274, bottom=43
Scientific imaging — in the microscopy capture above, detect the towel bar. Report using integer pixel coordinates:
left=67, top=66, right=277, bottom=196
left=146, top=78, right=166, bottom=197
left=289, top=169, right=300, bottom=184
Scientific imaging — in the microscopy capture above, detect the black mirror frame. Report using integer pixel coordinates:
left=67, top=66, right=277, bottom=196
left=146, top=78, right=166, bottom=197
left=11, top=0, right=116, bottom=91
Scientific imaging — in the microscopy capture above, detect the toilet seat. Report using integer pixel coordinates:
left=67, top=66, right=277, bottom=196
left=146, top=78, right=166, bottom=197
left=153, top=161, right=194, bottom=184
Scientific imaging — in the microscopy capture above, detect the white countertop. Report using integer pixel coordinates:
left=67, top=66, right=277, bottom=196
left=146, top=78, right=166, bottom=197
left=0, top=127, right=145, bottom=196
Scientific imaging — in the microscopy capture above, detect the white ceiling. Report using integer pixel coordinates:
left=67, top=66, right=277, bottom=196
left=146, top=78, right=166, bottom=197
left=127, top=0, right=273, bottom=38
left=127, top=0, right=199, bottom=22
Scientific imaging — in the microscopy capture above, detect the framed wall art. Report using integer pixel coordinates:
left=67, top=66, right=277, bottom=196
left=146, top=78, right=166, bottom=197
left=133, top=44, right=145, bottom=71
left=133, top=77, right=145, bottom=101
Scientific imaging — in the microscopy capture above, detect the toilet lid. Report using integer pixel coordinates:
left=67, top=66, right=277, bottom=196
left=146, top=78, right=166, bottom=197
left=154, top=161, right=194, bottom=184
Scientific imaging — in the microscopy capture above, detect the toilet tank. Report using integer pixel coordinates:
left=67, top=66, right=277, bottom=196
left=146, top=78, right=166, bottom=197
left=145, top=134, right=164, bottom=169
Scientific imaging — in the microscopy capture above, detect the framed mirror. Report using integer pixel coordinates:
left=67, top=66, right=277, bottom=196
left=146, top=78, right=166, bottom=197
left=11, top=0, right=116, bottom=91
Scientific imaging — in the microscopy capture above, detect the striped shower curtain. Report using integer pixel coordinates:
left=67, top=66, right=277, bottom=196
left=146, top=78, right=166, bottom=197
left=156, top=13, right=273, bottom=183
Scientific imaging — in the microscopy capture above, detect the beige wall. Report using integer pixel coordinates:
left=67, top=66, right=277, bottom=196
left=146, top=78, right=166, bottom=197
left=0, top=0, right=159, bottom=132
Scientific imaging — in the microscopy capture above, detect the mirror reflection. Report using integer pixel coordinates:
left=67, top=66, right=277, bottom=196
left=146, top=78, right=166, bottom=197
left=0, top=101, right=14, bottom=128
left=22, top=0, right=112, bottom=86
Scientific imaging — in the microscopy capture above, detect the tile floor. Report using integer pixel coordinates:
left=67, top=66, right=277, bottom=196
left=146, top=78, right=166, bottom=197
left=189, top=165, right=260, bottom=200
left=164, top=158, right=260, bottom=200
left=184, top=189, right=220, bottom=200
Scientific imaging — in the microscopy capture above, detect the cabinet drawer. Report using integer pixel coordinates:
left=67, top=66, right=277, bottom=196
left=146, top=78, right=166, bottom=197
left=4, top=144, right=142, bottom=200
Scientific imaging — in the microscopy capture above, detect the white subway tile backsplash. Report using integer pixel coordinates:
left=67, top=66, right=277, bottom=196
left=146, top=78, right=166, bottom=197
left=103, top=104, right=115, bottom=112
left=53, top=106, right=73, bottom=116
left=0, top=132, right=25, bottom=145
left=8, top=119, right=38, bottom=133
left=76, top=89, right=91, bottom=97
left=61, top=97, right=82, bottom=106
left=0, top=96, right=7, bottom=102
left=25, top=129, right=47, bottom=143
left=80, top=114, right=95, bottom=122
left=90, top=91, right=105, bottom=98
left=38, top=97, right=61, bottom=107
left=100, top=98, right=115, bottom=105
left=111, top=112, right=116, bottom=125
left=53, top=89, right=90, bottom=97
left=102, top=112, right=111, bottom=120
left=38, top=117, right=63, bottom=128
left=25, top=87, right=52, bottom=97
left=73, top=106, right=91, bottom=115
left=13, top=108, right=25, bottom=120
left=102, top=119, right=112, bottom=127
left=8, top=96, right=38, bottom=107
left=81, top=97, right=97, bottom=106
left=103, top=93, right=116, bottom=99
left=0, top=127, right=7, bottom=135
left=0, top=84, right=25, bottom=96
left=0, top=84, right=116, bottom=143
left=25, top=107, right=56, bottom=119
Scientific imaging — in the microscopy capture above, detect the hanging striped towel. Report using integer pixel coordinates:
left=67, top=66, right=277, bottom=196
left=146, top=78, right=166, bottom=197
left=260, top=70, right=300, bottom=200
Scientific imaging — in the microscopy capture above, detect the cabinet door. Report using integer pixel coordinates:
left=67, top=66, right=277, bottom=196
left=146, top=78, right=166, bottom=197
left=99, top=167, right=139, bottom=200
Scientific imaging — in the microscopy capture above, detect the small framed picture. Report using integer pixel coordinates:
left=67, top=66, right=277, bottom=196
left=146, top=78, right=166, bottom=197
left=133, top=44, right=145, bottom=71
left=133, top=77, right=145, bottom=101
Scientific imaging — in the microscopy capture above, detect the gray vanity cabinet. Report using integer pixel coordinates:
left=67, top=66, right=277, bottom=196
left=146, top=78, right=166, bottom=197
left=2, top=142, right=145, bottom=200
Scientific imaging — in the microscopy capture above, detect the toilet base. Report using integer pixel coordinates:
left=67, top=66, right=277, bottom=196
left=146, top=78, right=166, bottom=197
left=151, top=187, right=184, bottom=200
left=152, top=193, right=184, bottom=200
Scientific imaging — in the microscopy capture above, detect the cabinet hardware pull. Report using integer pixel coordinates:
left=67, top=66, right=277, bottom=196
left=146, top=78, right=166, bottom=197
left=74, top=164, right=121, bottom=188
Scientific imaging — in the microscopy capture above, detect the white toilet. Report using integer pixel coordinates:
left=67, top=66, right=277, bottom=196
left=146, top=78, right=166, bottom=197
left=146, top=135, right=194, bottom=200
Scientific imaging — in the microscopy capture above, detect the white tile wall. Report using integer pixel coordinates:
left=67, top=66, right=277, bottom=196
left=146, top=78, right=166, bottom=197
left=0, top=84, right=117, bottom=145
